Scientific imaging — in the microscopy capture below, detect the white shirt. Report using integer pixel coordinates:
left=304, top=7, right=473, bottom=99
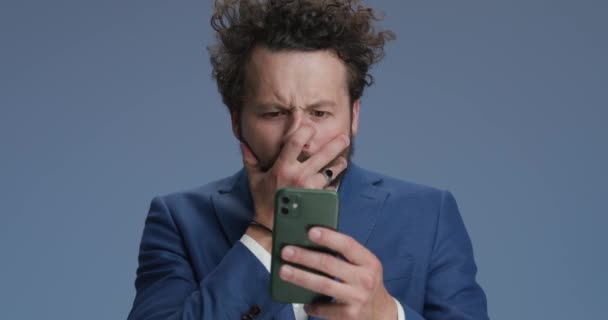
left=240, top=234, right=405, bottom=320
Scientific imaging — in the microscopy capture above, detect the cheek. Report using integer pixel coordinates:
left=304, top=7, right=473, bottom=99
left=310, top=122, right=351, bottom=150
left=242, top=122, right=283, bottom=155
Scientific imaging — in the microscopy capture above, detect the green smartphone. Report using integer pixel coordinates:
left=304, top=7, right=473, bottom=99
left=270, top=187, right=340, bottom=304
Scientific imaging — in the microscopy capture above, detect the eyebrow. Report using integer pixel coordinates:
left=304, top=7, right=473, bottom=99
left=255, top=100, right=337, bottom=110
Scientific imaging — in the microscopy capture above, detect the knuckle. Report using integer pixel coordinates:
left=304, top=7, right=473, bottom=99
left=333, top=158, right=345, bottom=169
left=360, top=270, right=375, bottom=290
left=340, top=135, right=351, bottom=147
left=344, top=236, right=357, bottom=250
left=334, top=163, right=347, bottom=175
left=361, top=290, right=373, bottom=305
left=340, top=157, right=349, bottom=167
left=317, top=277, right=333, bottom=292
left=370, top=258, right=382, bottom=274
left=292, top=174, right=307, bottom=187
left=318, top=254, right=333, bottom=271
left=345, top=307, right=359, bottom=319
left=351, top=291, right=365, bottom=305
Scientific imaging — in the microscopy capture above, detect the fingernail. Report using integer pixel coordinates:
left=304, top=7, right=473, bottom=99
left=309, top=228, right=321, bottom=240
left=281, top=265, right=293, bottom=279
left=283, top=246, right=295, bottom=259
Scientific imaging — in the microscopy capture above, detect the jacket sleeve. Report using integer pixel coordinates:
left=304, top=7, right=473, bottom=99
left=127, top=196, right=289, bottom=320
left=415, top=190, right=489, bottom=320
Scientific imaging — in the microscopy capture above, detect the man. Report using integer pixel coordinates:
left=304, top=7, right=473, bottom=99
left=128, top=1, right=489, bottom=319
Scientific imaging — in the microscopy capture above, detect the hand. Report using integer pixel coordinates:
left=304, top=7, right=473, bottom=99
left=280, top=227, right=397, bottom=320
left=240, top=126, right=349, bottom=228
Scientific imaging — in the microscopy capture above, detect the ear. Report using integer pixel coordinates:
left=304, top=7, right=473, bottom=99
left=230, top=110, right=241, bottom=141
left=351, top=99, right=360, bottom=136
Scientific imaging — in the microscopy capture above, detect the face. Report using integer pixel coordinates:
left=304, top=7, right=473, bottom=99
left=232, top=46, right=360, bottom=173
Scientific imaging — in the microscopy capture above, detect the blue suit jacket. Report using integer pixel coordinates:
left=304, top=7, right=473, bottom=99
left=128, top=164, right=488, bottom=319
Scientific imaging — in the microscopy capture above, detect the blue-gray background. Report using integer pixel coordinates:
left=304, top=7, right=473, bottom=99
left=1, top=0, right=606, bottom=319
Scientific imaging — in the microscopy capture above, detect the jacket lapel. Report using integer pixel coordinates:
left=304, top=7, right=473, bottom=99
left=337, top=163, right=389, bottom=246
left=211, top=169, right=254, bottom=245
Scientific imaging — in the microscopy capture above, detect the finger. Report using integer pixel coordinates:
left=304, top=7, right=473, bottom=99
left=302, top=134, right=350, bottom=177
left=303, top=157, right=348, bottom=189
left=281, top=245, right=357, bottom=284
left=308, top=228, right=375, bottom=267
left=279, top=264, right=360, bottom=303
left=240, top=142, right=261, bottom=177
left=275, top=126, right=316, bottom=166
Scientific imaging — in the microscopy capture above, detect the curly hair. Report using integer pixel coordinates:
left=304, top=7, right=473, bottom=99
left=208, top=0, right=396, bottom=113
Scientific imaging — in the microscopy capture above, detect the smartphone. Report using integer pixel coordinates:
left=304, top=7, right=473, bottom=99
left=270, top=187, right=340, bottom=304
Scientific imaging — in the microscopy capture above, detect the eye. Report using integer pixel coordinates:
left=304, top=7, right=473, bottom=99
left=262, top=111, right=287, bottom=118
left=311, top=111, right=328, bottom=118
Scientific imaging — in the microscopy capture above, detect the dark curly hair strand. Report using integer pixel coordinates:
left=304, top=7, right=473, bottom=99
left=208, top=0, right=396, bottom=113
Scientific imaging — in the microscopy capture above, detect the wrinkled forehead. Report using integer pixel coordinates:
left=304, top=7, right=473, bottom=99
left=243, top=46, right=350, bottom=104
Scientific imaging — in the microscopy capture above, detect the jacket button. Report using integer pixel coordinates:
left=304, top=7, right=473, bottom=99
left=249, top=304, right=261, bottom=316
left=241, top=315, right=253, bottom=320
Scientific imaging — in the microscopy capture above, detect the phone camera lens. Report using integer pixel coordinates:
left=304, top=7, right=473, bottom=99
left=281, top=197, right=290, bottom=204
left=281, top=207, right=289, bottom=215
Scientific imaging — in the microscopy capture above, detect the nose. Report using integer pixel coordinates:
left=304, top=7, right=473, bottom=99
left=285, top=108, right=313, bottom=136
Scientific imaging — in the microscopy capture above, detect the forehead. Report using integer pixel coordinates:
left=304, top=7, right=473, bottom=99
left=244, top=46, right=349, bottom=104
